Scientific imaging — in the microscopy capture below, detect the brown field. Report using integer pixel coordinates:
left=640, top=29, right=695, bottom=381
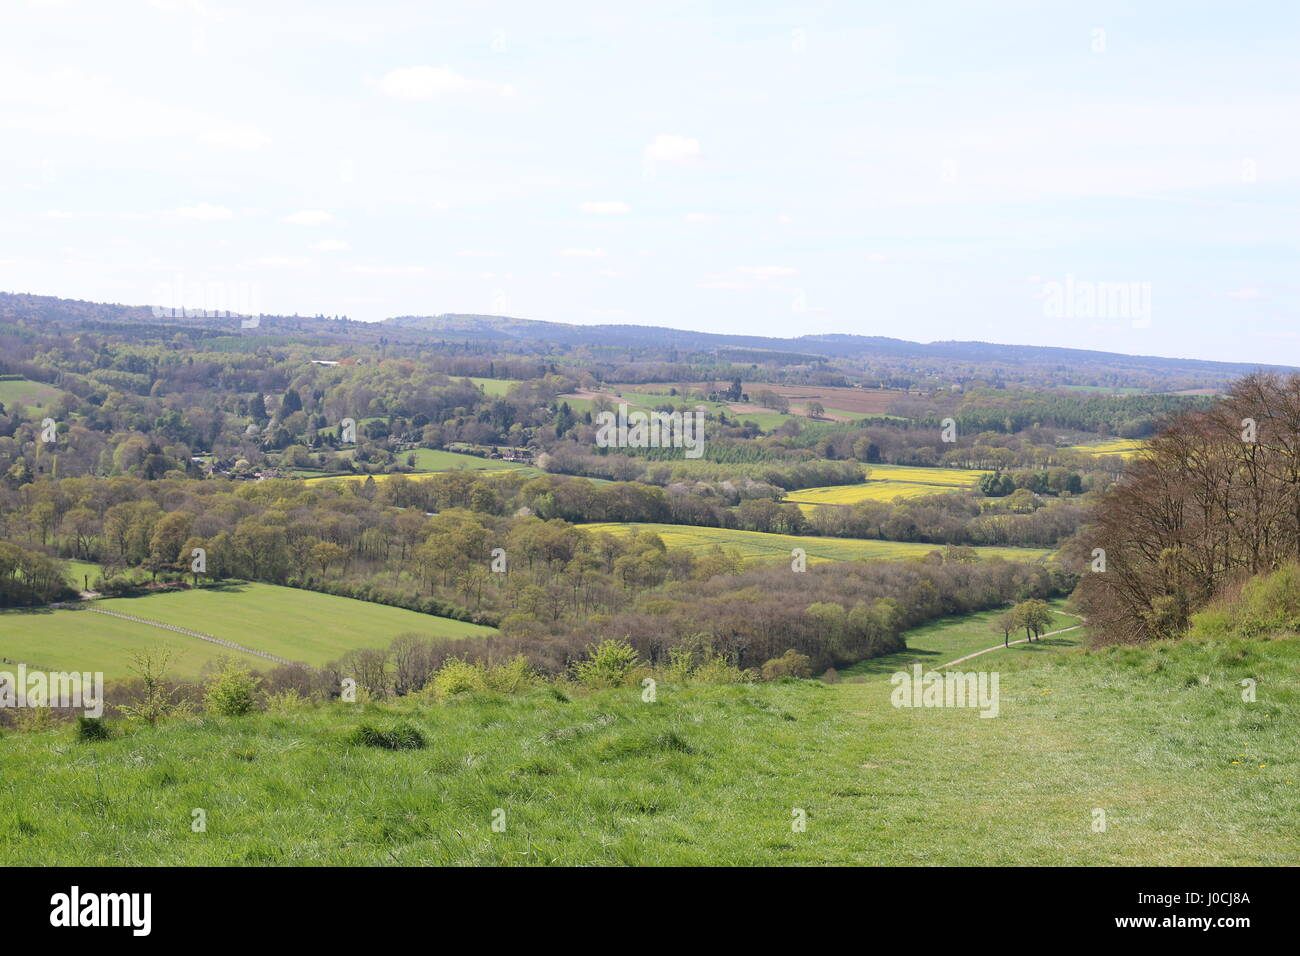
left=641, top=381, right=901, bottom=416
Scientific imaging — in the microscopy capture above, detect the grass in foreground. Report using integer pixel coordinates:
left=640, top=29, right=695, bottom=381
left=0, top=626, right=1295, bottom=865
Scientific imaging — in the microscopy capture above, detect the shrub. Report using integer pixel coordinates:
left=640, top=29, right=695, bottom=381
left=264, top=688, right=309, bottom=713
left=348, top=721, right=425, bottom=750
left=691, top=654, right=750, bottom=684
left=74, top=715, right=111, bottom=741
left=572, top=639, right=640, bottom=688
left=662, top=646, right=695, bottom=684
left=484, top=655, right=535, bottom=694
left=427, top=658, right=487, bottom=700
left=204, top=659, right=262, bottom=717
left=119, top=650, right=192, bottom=726
left=761, top=649, right=813, bottom=680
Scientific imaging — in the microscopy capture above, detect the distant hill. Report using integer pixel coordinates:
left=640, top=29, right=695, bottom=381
left=3, top=292, right=1292, bottom=385
left=386, top=313, right=1295, bottom=377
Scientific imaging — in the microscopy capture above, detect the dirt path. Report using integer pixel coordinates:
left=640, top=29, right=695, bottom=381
left=931, top=614, right=1085, bottom=671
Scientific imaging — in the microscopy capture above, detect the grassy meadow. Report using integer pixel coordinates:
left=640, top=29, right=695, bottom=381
left=302, top=449, right=541, bottom=484
left=2, top=618, right=1294, bottom=865
left=577, top=521, right=1053, bottom=563
left=0, top=583, right=495, bottom=680
left=0, top=376, right=66, bottom=416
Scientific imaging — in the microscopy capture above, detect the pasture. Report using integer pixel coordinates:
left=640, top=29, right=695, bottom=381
left=0, top=583, right=495, bottom=680
left=0, top=377, right=66, bottom=416
left=577, top=522, right=1053, bottom=564
left=303, top=449, right=540, bottom=484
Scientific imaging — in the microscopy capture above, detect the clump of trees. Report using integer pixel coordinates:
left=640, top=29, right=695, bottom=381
left=992, top=599, right=1055, bottom=647
left=1074, top=372, right=1300, bottom=644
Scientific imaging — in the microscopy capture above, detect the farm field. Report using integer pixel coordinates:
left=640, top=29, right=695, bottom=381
left=2, top=622, right=1295, bottom=865
left=0, top=376, right=66, bottom=415
left=302, top=449, right=541, bottom=484
left=1067, top=438, right=1146, bottom=458
left=0, top=604, right=270, bottom=678
left=468, top=377, right=521, bottom=396
left=785, top=463, right=991, bottom=508
left=0, top=583, right=496, bottom=680
left=577, top=522, right=1053, bottom=564
left=560, top=384, right=858, bottom=430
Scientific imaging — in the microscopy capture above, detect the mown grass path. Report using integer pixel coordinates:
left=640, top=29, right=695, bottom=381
left=69, top=605, right=307, bottom=669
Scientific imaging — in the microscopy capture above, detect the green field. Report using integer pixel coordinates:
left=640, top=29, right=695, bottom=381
left=303, top=449, right=540, bottom=484
left=0, top=583, right=496, bottom=680
left=577, top=522, right=1053, bottom=563
left=468, top=377, right=521, bottom=396
left=1, top=620, right=1295, bottom=864
left=0, top=377, right=65, bottom=416
left=842, top=601, right=1079, bottom=677
left=63, top=560, right=103, bottom=591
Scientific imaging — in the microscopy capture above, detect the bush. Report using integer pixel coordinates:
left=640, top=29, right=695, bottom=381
left=74, top=715, right=111, bottom=741
left=691, top=654, right=750, bottom=684
left=426, top=658, right=487, bottom=700
left=264, top=688, right=309, bottom=713
left=348, top=721, right=425, bottom=750
left=484, top=655, right=535, bottom=694
left=572, top=639, right=640, bottom=688
left=204, top=659, right=262, bottom=717
left=761, top=649, right=813, bottom=680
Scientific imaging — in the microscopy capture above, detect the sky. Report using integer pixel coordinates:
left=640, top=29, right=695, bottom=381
left=0, top=0, right=1297, bottom=364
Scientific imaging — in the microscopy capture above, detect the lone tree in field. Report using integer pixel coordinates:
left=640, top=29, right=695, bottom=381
left=1012, top=599, right=1053, bottom=642
left=993, top=608, right=1019, bottom=647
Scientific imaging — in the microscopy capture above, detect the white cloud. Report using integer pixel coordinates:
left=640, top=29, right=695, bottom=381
left=350, top=264, right=427, bottom=276
left=376, top=65, right=468, bottom=99
left=1226, top=287, right=1263, bottom=300
left=175, top=202, right=235, bottom=220
left=253, top=256, right=313, bottom=268
left=373, top=65, right=510, bottom=101
left=685, top=212, right=718, bottom=222
left=312, top=239, right=351, bottom=252
left=200, top=126, right=271, bottom=150
left=559, top=247, right=606, bottom=257
left=644, top=133, right=700, bottom=164
left=737, top=265, right=798, bottom=279
left=283, top=209, right=335, bottom=226
left=580, top=201, right=630, bottom=215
